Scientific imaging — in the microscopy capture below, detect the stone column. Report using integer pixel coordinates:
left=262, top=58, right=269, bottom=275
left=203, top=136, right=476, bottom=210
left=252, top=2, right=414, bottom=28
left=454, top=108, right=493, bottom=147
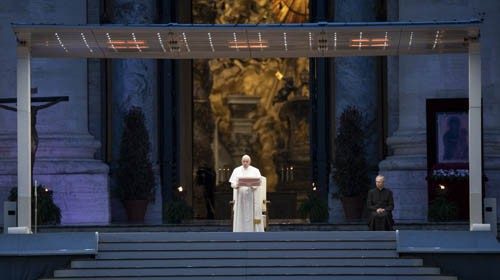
left=0, top=0, right=109, bottom=225
left=386, top=0, right=399, bottom=137
left=87, top=0, right=105, bottom=159
left=334, top=1, right=380, bottom=167
left=109, top=0, right=161, bottom=223
left=330, top=0, right=381, bottom=223
left=475, top=0, right=500, bottom=222
left=380, top=51, right=471, bottom=221
left=379, top=0, right=500, bottom=222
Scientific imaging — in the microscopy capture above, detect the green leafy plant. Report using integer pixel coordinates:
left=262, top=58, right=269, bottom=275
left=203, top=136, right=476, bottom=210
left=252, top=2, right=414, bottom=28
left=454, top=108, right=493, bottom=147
left=164, top=198, right=193, bottom=224
left=428, top=195, right=458, bottom=221
left=333, top=106, right=370, bottom=198
left=298, top=192, right=329, bottom=223
left=115, top=106, right=155, bottom=201
left=8, top=185, right=61, bottom=225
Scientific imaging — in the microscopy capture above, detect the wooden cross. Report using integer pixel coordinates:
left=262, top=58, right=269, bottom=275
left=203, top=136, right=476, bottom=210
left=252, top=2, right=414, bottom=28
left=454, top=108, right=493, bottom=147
left=0, top=89, right=68, bottom=185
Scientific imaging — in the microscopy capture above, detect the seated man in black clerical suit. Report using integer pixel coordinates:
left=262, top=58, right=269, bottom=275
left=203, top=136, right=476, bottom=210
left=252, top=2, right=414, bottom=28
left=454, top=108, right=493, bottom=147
left=367, top=175, right=395, bottom=231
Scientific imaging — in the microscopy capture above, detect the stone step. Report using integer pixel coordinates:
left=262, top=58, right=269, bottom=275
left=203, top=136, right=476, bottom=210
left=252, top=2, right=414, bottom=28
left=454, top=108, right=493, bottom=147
left=98, top=231, right=396, bottom=243
left=71, top=257, right=423, bottom=268
left=53, top=266, right=442, bottom=278
left=98, top=241, right=396, bottom=251
left=40, top=231, right=456, bottom=280
left=42, top=276, right=457, bottom=280
left=95, top=249, right=398, bottom=259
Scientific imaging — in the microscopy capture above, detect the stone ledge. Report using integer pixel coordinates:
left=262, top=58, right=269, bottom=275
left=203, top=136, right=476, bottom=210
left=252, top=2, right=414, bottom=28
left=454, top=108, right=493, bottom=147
left=397, top=230, right=500, bottom=253
left=0, top=159, right=109, bottom=174
left=0, top=232, right=98, bottom=256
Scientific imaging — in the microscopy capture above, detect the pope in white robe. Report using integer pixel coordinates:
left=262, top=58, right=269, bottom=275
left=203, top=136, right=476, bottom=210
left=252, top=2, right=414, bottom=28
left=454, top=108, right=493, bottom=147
left=229, top=155, right=264, bottom=232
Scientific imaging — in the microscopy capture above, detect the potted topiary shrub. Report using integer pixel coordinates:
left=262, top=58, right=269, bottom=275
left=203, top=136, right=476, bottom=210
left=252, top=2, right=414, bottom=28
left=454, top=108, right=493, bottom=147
left=428, top=195, right=459, bottom=221
left=428, top=185, right=458, bottom=221
left=333, top=106, right=370, bottom=220
left=298, top=189, right=329, bottom=223
left=116, top=106, right=155, bottom=223
left=164, top=197, right=193, bottom=224
left=8, top=185, right=61, bottom=225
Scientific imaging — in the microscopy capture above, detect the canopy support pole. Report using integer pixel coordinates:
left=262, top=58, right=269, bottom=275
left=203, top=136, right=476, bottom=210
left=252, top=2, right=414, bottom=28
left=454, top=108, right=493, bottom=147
left=468, top=40, right=487, bottom=231
left=16, top=33, right=32, bottom=233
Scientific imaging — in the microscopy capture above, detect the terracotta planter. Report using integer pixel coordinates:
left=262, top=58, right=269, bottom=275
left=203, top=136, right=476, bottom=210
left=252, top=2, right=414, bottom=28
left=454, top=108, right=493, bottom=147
left=341, top=195, right=364, bottom=220
left=124, top=200, right=149, bottom=223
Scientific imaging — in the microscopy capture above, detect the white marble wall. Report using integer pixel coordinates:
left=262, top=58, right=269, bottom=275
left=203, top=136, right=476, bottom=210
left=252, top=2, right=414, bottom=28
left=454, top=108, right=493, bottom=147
left=380, top=0, right=500, bottom=222
left=0, top=0, right=109, bottom=225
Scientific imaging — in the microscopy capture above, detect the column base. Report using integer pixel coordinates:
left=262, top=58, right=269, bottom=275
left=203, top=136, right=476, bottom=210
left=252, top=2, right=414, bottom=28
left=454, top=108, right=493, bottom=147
left=0, top=162, right=110, bottom=225
left=0, top=133, right=111, bottom=225
left=377, top=170, right=428, bottom=222
left=483, top=130, right=500, bottom=222
left=379, top=130, right=428, bottom=222
left=328, top=176, right=345, bottom=223
left=484, top=170, right=500, bottom=223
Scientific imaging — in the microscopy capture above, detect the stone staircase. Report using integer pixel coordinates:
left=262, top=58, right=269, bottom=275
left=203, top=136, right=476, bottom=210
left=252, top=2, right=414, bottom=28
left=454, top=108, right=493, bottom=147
left=41, top=231, right=456, bottom=280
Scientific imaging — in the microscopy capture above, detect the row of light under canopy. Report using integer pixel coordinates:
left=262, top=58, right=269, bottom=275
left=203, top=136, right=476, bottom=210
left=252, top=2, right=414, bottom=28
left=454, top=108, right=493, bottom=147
left=53, top=30, right=443, bottom=53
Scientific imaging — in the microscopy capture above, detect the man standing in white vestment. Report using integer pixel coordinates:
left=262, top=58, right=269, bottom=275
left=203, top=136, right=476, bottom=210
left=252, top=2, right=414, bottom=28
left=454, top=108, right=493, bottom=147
left=229, top=155, right=264, bottom=232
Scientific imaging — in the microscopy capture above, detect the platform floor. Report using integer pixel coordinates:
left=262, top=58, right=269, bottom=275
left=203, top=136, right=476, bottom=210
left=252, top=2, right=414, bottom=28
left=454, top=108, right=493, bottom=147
left=19, top=220, right=476, bottom=233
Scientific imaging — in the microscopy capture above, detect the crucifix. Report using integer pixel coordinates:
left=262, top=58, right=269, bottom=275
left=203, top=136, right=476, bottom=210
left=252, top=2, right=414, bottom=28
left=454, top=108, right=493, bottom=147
left=0, top=88, right=68, bottom=186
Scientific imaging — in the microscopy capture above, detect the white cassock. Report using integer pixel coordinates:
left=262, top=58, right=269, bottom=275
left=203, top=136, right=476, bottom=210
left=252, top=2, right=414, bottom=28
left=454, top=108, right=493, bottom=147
left=229, top=165, right=264, bottom=232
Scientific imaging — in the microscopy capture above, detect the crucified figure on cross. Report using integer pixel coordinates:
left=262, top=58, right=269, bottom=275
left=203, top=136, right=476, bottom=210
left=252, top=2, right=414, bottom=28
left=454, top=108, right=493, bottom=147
left=0, top=96, right=68, bottom=186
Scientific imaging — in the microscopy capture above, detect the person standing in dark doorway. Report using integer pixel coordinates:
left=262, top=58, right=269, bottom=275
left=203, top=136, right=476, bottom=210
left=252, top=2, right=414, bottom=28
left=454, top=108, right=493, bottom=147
left=367, top=175, right=394, bottom=231
left=196, top=165, right=216, bottom=219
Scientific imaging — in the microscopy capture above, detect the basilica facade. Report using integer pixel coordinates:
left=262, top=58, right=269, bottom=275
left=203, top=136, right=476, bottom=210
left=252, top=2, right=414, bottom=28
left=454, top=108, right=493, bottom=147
left=0, top=0, right=499, bottom=226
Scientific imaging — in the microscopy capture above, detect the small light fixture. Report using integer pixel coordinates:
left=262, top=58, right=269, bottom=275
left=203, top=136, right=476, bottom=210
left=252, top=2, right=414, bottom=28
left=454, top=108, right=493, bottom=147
left=232, top=32, right=239, bottom=51
left=80, top=33, right=93, bottom=53
left=358, top=31, right=363, bottom=50
left=167, top=32, right=179, bottom=52
left=384, top=31, right=388, bottom=49
left=439, top=184, right=446, bottom=190
left=227, top=40, right=268, bottom=49
left=432, top=30, right=440, bottom=49
left=157, top=32, right=167, bottom=53
left=333, top=32, right=337, bottom=50
left=408, top=31, right=414, bottom=49
left=131, top=33, right=142, bottom=52
left=105, top=33, right=117, bottom=52
left=177, top=186, right=184, bottom=192
left=182, top=32, right=190, bottom=52
left=318, top=31, right=328, bottom=52
left=283, top=32, right=288, bottom=51
left=308, top=32, right=313, bottom=50
left=54, top=32, right=68, bottom=53
left=208, top=32, right=215, bottom=52
left=258, top=32, right=264, bottom=51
